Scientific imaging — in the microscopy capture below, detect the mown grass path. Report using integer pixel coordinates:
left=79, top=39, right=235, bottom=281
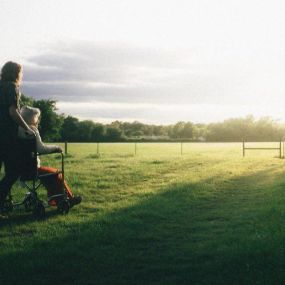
left=1, top=143, right=285, bottom=284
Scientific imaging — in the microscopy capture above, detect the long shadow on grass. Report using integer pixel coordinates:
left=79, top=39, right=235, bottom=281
left=0, top=208, right=61, bottom=227
left=1, top=166, right=285, bottom=285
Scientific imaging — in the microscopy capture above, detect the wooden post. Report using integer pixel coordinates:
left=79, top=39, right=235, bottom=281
left=97, top=142, right=99, bottom=155
left=242, top=139, right=245, bottom=157
left=65, top=141, right=68, bottom=155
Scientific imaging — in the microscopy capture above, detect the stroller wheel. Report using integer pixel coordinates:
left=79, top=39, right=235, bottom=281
left=24, top=195, right=34, bottom=212
left=33, top=202, right=45, bottom=219
left=57, top=200, right=70, bottom=215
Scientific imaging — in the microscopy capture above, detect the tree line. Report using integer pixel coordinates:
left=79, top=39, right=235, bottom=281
left=21, top=95, right=285, bottom=142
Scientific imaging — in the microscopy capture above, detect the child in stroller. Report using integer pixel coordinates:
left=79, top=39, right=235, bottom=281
left=18, top=106, right=81, bottom=208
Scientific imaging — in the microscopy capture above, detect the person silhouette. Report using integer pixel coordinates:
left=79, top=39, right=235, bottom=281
left=0, top=61, right=34, bottom=214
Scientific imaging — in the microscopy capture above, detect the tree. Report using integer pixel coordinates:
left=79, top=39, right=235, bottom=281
left=193, top=124, right=207, bottom=141
left=77, top=120, right=95, bottom=142
left=91, top=123, right=105, bottom=142
left=19, top=94, right=285, bottom=142
left=20, top=94, right=35, bottom=107
left=20, top=95, right=63, bottom=141
left=61, top=116, right=80, bottom=142
left=181, top=122, right=193, bottom=139
left=105, top=127, right=123, bottom=141
left=33, top=99, right=64, bottom=141
left=170, top=122, right=185, bottom=139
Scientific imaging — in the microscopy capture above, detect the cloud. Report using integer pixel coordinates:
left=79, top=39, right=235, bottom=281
left=23, top=42, right=188, bottom=83
left=20, top=40, right=285, bottom=123
left=22, top=41, right=232, bottom=106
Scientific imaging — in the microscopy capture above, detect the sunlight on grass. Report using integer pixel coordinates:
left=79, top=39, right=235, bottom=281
left=1, top=142, right=285, bottom=284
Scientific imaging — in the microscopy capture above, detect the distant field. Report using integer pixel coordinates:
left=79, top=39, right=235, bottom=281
left=1, top=142, right=285, bottom=284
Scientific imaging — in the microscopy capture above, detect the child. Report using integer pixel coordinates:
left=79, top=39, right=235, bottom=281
left=18, top=106, right=81, bottom=207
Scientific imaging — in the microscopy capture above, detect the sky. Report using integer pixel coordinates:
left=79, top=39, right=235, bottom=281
left=1, top=0, right=285, bottom=124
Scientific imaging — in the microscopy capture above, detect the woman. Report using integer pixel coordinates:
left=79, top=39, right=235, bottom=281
left=18, top=106, right=81, bottom=207
left=0, top=62, right=34, bottom=212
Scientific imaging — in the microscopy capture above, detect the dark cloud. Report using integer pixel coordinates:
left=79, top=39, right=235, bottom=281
left=24, top=42, right=187, bottom=83
left=21, top=41, right=245, bottom=109
left=28, top=42, right=185, bottom=70
left=22, top=79, right=227, bottom=105
left=21, top=41, right=202, bottom=103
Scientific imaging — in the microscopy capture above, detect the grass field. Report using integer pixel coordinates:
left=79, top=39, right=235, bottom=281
left=1, top=142, right=285, bottom=284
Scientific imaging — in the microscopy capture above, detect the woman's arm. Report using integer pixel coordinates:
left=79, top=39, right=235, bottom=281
left=10, top=105, right=34, bottom=135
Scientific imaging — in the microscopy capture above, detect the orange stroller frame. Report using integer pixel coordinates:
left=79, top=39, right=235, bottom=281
left=3, top=136, right=70, bottom=218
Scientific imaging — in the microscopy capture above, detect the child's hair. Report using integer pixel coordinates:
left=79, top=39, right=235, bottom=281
left=1, top=61, right=23, bottom=85
left=20, top=106, right=41, bottom=125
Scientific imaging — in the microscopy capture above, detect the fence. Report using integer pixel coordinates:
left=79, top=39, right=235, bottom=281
left=63, top=141, right=187, bottom=156
left=61, top=141, right=285, bottom=158
left=242, top=139, right=283, bottom=158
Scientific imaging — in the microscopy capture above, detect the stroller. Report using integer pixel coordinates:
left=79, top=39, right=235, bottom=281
left=2, top=136, right=70, bottom=218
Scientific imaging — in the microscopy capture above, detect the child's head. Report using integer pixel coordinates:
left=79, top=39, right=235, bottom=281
left=20, top=106, right=41, bottom=127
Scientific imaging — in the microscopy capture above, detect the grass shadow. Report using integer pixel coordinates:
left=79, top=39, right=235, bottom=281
left=1, top=166, right=285, bottom=284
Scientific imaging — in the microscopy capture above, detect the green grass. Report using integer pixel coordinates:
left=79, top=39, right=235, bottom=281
left=1, top=142, right=285, bottom=284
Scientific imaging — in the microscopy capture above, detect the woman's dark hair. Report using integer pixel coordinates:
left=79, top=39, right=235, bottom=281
left=0, top=61, right=22, bottom=85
